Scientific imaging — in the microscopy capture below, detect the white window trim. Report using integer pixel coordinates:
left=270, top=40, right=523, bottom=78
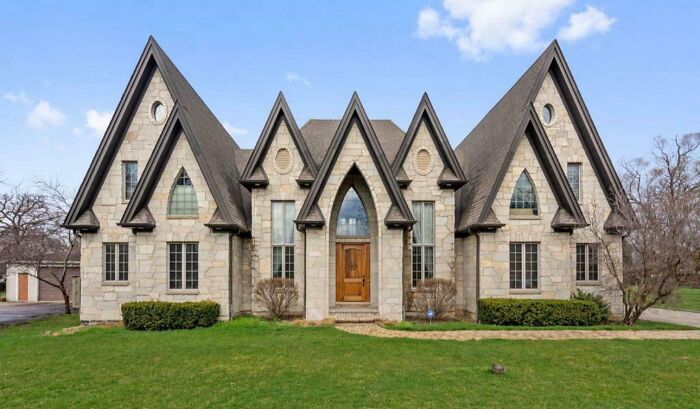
left=509, top=242, right=539, bottom=290
left=272, top=201, right=295, bottom=280
left=167, top=242, right=199, bottom=291
left=103, top=243, right=129, bottom=284
left=576, top=243, right=600, bottom=283
left=412, top=201, right=435, bottom=288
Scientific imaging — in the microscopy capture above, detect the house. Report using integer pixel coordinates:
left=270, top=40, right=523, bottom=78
left=63, top=37, right=627, bottom=322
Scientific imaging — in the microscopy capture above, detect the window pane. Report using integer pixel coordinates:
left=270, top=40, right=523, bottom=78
left=588, top=245, right=599, bottom=281
left=567, top=163, right=581, bottom=201
left=123, top=162, right=138, bottom=201
left=337, top=188, right=369, bottom=236
left=510, top=172, right=538, bottom=214
left=576, top=244, right=587, bottom=281
left=168, top=170, right=198, bottom=216
left=412, top=202, right=422, bottom=244
left=525, top=243, right=538, bottom=289
left=272, top=246, right=283, bottom=278
left=118, top=243, right=129, bottom=281
left=272, top=202, right=284, bottom=245
left=509, top=243, right=522, bottom=289
left=185, top=243, right=198, bottom=290
left=412, top=246, right=422, bottom=287
left=169, top=243, right=182, bottom=289
left=285, top=247, right=294, bottom=280
left=423, top=203, right=434, bottom=245
left=105, top=244, right=116, bottom=281
left=284, top=202, right=295, bottom=245
left=423, top=246, right=434, bottom=279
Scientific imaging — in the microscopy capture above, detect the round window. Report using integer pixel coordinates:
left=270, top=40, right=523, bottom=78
left=151, top=101, right=167, bottom=124
left=275, top=148, right=292, bottom=174
left=415, top=149, right=432, bottom=175
left=542, top=104, right=554, bottom=125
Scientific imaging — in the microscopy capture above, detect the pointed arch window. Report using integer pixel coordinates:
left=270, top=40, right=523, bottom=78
left=168, top=169, right=198, bottom=216
left=510, top=171, right=538, bottom=216
left=336, top=187, right=369, bottom=236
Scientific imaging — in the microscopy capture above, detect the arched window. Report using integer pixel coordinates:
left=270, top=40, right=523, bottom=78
left=510, top=171, right=538, bottom=216
left=336, top=187, right=369, bottom=236
left=168, top=168, right=198, bottom=216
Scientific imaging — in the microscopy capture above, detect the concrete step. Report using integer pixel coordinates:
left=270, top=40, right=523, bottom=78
left=330, top=305, right=380, bottom=323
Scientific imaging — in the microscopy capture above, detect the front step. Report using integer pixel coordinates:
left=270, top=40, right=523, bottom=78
left=330, top=305, right=380, bottom=323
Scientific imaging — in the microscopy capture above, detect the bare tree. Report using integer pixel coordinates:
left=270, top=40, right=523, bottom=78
left=590, top=134, right=700, bottom=324
left=0, top=180, right=78, bottom=314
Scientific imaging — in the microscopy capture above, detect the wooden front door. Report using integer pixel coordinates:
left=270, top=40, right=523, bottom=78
left=18, top=273, right=28, bottom=301
left=336, top=243, right=370, bottom=302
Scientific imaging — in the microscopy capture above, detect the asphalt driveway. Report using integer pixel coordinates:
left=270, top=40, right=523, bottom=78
left=0, top=302, right=66, bottom=326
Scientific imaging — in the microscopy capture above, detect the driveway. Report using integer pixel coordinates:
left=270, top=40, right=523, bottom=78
left=0, top=302, right=65, bottom=326
left=642, top=308, right=700, bottom=328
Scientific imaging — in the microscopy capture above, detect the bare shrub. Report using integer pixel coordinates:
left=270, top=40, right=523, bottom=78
left=412, top=279, right=457, bottom=320
left=253, top=278, right=298, bottom=320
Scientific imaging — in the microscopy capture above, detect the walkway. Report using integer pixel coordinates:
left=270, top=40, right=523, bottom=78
left=641, top=308, right=700, bottom=328
left=336, top=323, right=700, bottom=340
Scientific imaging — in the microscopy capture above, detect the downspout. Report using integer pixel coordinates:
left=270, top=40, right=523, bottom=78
left=228, top=232, right=234, bottom=320
left=475, top=233, right=481, bottom=322
left=303, top=228, right=307, bottom=319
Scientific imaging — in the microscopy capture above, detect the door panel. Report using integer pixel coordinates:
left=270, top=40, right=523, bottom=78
left=18, top=273, right=28, bottom=301
left=336, top=243, right=369, bottom=302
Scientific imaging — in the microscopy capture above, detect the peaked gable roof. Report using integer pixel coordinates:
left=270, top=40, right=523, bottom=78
left=241, top=92, right=317, bottom=188
left=392, top=93, right=467, bottom=189
left=64, top=37, right=250, bottom=232
left=296, top=93, right=414, bottom=229
left=455, top=40, right=625, bottom=234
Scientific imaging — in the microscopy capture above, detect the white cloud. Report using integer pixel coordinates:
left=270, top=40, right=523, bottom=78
left=84, top=110, right=113, bottom=136
left=285, top=72, right=311, bottom=87
left=222, top=121, right=249, bottom=138
left=3, top=90, right=32, bottom=105
left=417, top=1, right=614, bottom=60
left=558, top=6, right=615, bottom=41
left=26, top=101, right=65, bottom=129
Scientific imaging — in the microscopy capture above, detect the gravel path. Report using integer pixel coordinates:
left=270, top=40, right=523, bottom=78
left=336, top=323, right=700, bottom=340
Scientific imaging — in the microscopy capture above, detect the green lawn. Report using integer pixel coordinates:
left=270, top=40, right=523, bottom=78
left=1, top=316, right=699, bottom=408
left=387, top=320, right=697, bottom=331
left=660, top=287, right=700, bottom=312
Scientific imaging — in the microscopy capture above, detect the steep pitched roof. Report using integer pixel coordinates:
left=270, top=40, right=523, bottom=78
left=392, top=93, right=467, bottom=189
left=296, top=93, right=414, bottom=229
left=241, top=93, right=317, bottom=188
left=64, top=37, right=250, bottom=233
left=300, top=119, right=405, bottom=167
left=455, top=40, right=626, bottom=234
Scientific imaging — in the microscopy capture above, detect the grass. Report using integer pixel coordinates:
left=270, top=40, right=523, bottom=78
left=660, top=287, right=700, bottom=312
left=1, top=316, right=699, bottom=408
left=387, top=320, right=697, bottom=331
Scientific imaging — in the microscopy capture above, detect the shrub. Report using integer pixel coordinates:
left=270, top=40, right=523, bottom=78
left=121, top=301, right=220, bottom=331
left=412, top=279, right=457, bottom=320
left=478, top=298, right=605, bottom=326
left=572, top=290, right=611, bottom=323
left=253, top=278, right=298, bottom=319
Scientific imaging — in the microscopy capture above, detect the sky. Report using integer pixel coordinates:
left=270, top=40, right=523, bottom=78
left=1, top=0, right=699, bottom=191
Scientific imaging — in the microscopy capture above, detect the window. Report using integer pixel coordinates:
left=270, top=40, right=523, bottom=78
left=104, top=243, right=128, bottom=282
left=510, top=171, right=538, bottom=216
left=151, top=100, right=167, bottom=123
left=412, top=202, right=434, bottom=287
left=272, top=201, right=295, bottom=279
left=168, top=169, right=198, bottom=216
left=336, top=188, right=369, bottom=236
left=567, top=163, right=581, bottom=201
left=576, top=244, right=599, bottom=282
left=415, top=149, right=432, bottom=175
left=542, top=104, right=554, bottom=124
left=168, top=242, right=198, bottom=290
left=123, top=161, right=138, bottom=201
left=510, top=243, right=538, bottom=289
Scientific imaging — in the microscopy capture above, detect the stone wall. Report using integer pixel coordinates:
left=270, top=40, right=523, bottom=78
left=249, top=120, right=307, bottom=315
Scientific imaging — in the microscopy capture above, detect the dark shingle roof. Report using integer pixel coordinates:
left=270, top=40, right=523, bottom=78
left=300, top=119, right=405, bottom=167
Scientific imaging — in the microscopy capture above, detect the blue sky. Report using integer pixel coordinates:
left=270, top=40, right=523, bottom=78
left=1, top=0, right=699, bottom=191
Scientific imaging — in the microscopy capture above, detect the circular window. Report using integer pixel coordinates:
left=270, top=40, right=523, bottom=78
left=151, top=101, right=167, bottom=124
left=415, top=149, right=432, bottom=175
left=542, top=104, right=554, bottom=125
left=275, top=148, right=292, bottom=174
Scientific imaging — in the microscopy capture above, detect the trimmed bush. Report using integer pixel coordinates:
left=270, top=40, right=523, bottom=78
left=572, top=290, right=611, bottom=323
left=478, top=298, right=605, bottom=326
left=121, top=301, right=220, bottom=331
